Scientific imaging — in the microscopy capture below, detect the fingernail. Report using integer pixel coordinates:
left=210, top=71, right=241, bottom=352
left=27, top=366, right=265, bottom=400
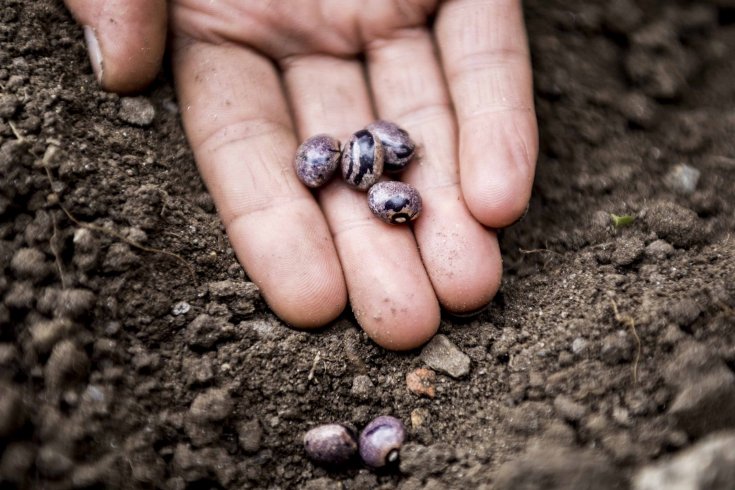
left=444, top=301, right=492, bottom=322
left=83, top=25, right=104, bottom=85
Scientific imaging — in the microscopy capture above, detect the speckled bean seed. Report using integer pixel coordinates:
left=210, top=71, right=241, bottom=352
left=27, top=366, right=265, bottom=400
left=294, top=134, right=341, bottom=188
left=341, top=129, right=384, bottom=190
left=366, top=120, right=415, bottom=172
left=367, top=181, right=422, bottom=224
left=303, top=424, right=358, bottom=465
left=359, top=415, right=406, bottom=468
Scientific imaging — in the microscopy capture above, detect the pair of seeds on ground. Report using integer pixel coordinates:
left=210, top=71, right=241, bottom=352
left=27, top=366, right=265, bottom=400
left=303, top=415, right=406, bottom=468
left=294, top=121, right=423, bottom=224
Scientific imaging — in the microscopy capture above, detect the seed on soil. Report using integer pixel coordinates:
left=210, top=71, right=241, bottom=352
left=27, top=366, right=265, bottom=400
left=366, top=120, right=416, bottom=172
left=294, top=134, right=342, bottom=188
left=359, top=415, right=406, bottom=468
left=341, top=129, right=384, bottom=190
left=367, top=181, right=422, bottom=224
left=303, top=424, right=358, bottom=465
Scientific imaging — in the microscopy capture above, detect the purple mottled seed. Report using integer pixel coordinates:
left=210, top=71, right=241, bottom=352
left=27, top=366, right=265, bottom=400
left=358, top=415, right=406, bottom=468
left=366, top=120, right=416, bottom=172
left=341, top=130, right=384, bottom=190
left=304, top=424, right=358, bottom=465
left=367, top=181, right=422, bottom=224
left=294, top=134, right=341, bottom=188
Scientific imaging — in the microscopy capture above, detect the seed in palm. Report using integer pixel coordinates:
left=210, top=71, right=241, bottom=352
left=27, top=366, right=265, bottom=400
left=367, top=181, right=422, bottom=224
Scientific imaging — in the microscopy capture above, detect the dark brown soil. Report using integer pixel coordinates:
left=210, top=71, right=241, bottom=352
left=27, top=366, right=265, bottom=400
left=2, top=1, right=735, bottom=489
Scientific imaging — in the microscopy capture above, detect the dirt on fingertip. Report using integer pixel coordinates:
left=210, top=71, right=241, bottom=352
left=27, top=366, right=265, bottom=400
left=1, top=0, right=735, bottom=489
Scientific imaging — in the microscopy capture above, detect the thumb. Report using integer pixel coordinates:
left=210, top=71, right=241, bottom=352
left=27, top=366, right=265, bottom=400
left=64, top=0, right=167, bottom=93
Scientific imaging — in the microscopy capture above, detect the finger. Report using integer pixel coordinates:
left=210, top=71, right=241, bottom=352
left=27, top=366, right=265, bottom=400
left=436, top=0, right=538, bottom=228
left=64, top=0, right=166, bottom=93
left=282, top=54, right=440, bottom=350
left=366, top=28, right=502, bottom=313
left=172, top=39, right=347, bottom=328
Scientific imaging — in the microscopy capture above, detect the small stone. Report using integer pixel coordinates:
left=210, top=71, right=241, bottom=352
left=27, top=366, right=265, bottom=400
left=172, top=301, right=191, bottom=316
left=553, top=395, right=588, bottom=422
left=664, top=164, right=700, bottom=195
left=119, top=97, right=156, bottom=126
left=600, top=331, right=633, bottom=365
left=645, top=239, right=674, bottom=260
left=571, top=337, right=589, bottom=356
left=10, top=247, right=49, bottom=281
left=237, top=418, right=262, bottom=454
left=410, top=408, right=430, bottom=429
left=420, top=334, right=471, bottom=379
left=351, top=375, right=374, bottom=400
left=406, top=368, right=436, bottom=398
left=633, top=431, right=735, bottom=490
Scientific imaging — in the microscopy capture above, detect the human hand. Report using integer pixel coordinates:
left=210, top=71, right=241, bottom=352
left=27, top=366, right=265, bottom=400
left=64, top=0, right=538, bottom=350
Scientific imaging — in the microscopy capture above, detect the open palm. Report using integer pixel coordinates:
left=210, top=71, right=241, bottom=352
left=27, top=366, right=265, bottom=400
left=65, top=0, right=537, bottom=350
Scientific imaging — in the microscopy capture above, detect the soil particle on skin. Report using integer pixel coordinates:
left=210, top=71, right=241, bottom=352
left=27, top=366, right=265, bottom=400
left=2, top=0, right=735, bottom=488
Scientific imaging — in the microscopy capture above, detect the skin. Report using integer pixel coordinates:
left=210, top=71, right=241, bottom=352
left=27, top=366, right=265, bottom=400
left=63, top=0, right=538, bottom=351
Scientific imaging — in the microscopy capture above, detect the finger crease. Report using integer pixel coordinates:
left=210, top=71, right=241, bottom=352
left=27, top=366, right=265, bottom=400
left=224, top=195, right=314, bottom=228
left=196, top=117, right=292, bottom=156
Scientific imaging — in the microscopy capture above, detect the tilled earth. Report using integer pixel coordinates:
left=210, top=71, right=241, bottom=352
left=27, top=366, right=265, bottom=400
left=2, top=0, right=735, bottom=489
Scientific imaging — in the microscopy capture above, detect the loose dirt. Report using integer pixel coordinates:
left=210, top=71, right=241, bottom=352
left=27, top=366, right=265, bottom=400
left=1, top=1, right=734, bottom=488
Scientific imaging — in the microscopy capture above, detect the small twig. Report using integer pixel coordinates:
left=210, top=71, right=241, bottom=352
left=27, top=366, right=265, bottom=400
left=519, top=247, right=560, bottom=255
left=49, top=212, right=68, bottom=289
left=8, top=121, right=26, bottom=142
left=610, top=299, right=642, bottom=384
